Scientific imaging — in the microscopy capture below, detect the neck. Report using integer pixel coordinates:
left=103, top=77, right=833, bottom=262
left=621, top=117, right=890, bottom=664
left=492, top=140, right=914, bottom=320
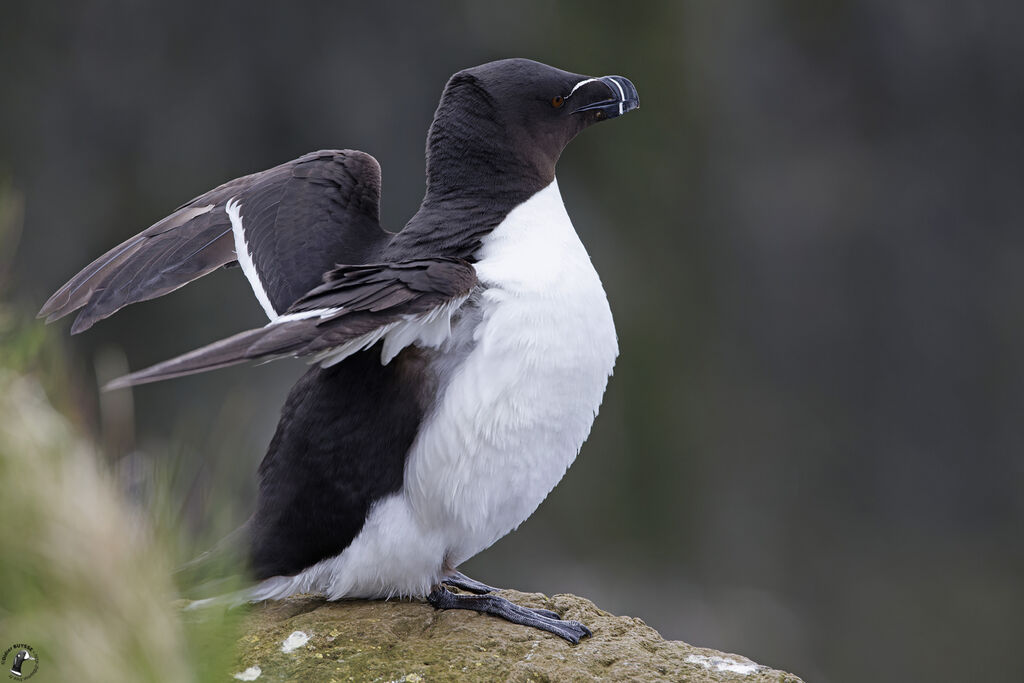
left=425, top=73, right=553, bottom=201
left=389, top=75, right=555, bottom=260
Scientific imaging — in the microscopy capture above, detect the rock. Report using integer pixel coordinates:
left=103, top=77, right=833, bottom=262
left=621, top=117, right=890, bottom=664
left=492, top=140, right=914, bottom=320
left=233, top=590, right=803, bottom=682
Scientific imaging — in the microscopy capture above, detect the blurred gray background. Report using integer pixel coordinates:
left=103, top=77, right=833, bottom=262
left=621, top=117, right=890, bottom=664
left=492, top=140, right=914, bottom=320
left=3, top=2, right=1023, bottom=682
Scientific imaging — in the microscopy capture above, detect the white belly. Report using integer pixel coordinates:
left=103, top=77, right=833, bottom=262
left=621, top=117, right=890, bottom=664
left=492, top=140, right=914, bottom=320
left=251, top=179, right=618, bottom=601
left=407, top=187, right=619, bottom=565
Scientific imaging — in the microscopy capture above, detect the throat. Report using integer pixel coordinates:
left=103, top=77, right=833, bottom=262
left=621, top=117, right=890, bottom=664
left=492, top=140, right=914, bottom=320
left=422, top=148, right=548, bottom=206
left=389, top=171, right=549, bottom=262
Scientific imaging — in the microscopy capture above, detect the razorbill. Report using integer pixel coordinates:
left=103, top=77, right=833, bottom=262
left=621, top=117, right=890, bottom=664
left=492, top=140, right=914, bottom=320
left=40, top=58, right=639, bottom=643
left=9, top=649, right=34, bottom=677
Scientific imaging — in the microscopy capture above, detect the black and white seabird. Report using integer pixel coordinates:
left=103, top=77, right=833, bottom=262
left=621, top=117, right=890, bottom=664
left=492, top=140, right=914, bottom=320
left=40, top=58, right=639, bottom=643
left=9, top=649, right=34, bottom=677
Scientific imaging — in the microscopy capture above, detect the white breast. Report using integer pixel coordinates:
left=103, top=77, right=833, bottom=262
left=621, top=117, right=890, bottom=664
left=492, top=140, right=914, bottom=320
left=405, top=178, right=619, bottom=565
left=250, top=179, right=618, bottom=601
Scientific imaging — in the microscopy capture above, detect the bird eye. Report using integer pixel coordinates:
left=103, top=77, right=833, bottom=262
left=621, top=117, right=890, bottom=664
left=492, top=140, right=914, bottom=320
left=551, top=96, right=565, bottom=108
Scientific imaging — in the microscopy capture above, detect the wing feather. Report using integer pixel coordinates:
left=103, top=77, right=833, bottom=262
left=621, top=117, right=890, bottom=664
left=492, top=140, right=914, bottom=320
left=39, top=150, right=386, bottom=333
left=105, top=259, right=477, bottom=389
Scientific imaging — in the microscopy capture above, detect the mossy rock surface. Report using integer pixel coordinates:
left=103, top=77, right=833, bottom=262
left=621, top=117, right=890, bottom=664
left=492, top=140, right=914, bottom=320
left=232, top=590, right=803, bottom=682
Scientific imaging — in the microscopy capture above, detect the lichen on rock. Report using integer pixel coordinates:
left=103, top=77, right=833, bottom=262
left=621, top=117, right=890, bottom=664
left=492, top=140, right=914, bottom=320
left=231, top=590, right=803, bottom=682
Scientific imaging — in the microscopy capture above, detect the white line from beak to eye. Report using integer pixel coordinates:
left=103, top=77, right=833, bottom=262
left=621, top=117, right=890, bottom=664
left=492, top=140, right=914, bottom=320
left=567, top=77, right=601, bottom=98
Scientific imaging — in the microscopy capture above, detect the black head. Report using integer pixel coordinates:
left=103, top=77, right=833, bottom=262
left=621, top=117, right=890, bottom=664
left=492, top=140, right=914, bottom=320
left=425, top=58, right=639, bottom=196
left=11, top=649, right=34, bottom=674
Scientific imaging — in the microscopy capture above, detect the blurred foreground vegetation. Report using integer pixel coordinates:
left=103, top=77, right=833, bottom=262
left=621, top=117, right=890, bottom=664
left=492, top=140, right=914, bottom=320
left=0, top=365, right=194, bottom=682
left=0, top=189, right=244, bottom=683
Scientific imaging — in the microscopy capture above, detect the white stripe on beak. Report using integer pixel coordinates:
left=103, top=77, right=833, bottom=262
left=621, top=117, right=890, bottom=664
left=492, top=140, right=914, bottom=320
left=606, top=77, right=627, bottom=115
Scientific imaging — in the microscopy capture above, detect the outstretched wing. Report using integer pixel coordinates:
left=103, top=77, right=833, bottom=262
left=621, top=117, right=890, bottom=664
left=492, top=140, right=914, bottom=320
left=105, top=258, right=477, bottom=389
left=38, top=149, right=386, bottom=333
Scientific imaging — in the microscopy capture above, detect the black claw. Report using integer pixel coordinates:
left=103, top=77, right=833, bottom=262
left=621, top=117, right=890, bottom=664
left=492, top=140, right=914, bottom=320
left=427, top=586, right=591, bottom=644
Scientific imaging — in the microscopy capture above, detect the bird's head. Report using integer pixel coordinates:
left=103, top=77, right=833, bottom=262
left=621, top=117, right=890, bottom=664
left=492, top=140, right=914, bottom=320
left=426, top=58, right=639, bottom=193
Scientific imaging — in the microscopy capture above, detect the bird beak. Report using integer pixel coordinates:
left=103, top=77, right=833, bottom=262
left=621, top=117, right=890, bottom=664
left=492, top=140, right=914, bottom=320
left=571, top=75, right=639, bottom=118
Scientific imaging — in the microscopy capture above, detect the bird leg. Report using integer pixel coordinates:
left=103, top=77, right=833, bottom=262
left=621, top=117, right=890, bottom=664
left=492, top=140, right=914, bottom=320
left=440, top=572, right=560, bottom=619
left=427, top=585, right=591, bottom=644
left=441, top=571, right=498, bottom=594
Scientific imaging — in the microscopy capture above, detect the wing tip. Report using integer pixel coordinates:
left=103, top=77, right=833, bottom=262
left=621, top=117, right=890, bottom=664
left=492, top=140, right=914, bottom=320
left=99, top=325, right=282, bottom=390
left=69, top=312, right=97, bottom=335
left=36, top=301, right=113, bottom=335
left=102, top=365, right=189, bottom=391
left=103, top=364, right=194, bottom=391
left=37, top=289, right=71, bottom=321
left=102, top=376, right=133, bottom=392
left=37, top=293, right=94, bottom=333
left=103, top=364, right=172, bottom=390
